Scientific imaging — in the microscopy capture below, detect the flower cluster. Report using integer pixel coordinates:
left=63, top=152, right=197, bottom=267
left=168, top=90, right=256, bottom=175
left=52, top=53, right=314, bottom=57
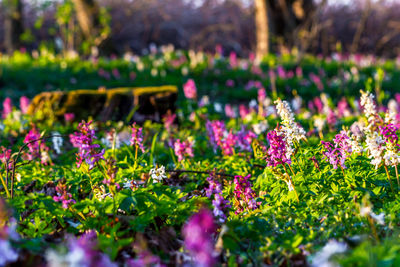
left=130, top=123, right=145, bottom=153
left=23, top=126, right=50, bottom=164
left=220, top=130, right=237, bottom=156
left=274, top=99, right=306, bottom=159
left=205, top=174, right=229, bottom=223
left=149, top=165, right=167, bottom=183
left=365, top=131, right=385, bottom=169
left=0, top=200, right=19, bottom=266
left=236, top=127, right=256, bottom=152
left=233, top=174, right=259, bottom=214
left=70, top=120, right=105, bottom=169
left=65, top=231, right=116, bottom=267
left=274, top=99, right=306, bottom=142
left=53, top=180, right=76, bottom=209
left=206, top=120, right=226, bottom=152
left=379, top=124, right=400, bottom=166
left=321, top=132, right=351, bottom=170
left=266, top=130, right=291, bottom=167
left=183, top=209, right=216, bottom=267
left=174, top=139, right=194, bottom=161
left=360, top=90, right=378, bottom=130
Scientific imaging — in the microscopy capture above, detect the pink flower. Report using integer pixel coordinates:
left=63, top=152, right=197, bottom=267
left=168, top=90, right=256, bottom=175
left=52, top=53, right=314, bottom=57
left=19, top=96, right=30, bottom=114
left=183, top=209, right=216, bottom=267
left=183, top=79, right=197, bottom=100
left=2, top=98, right=12, bottom=119
left=130, top=123, right=145, bottom=153
left=53, top=181, right=76, bottom=209
left=64, top=113, right=75, bottom=122
left=266, top=130, right=291, bottom=167
left=221, top=130, right=237, bottom=156
left=23, top=126, right=50, bottom=164
left=229, top=51, right=237, bottom=68
left=70, top=120, right=105, bottom=169
left=224, top=104, right=236, bottom=118
left=174, top=139, right=194, bottom=161
left=234, top=174, right=259, bottom=213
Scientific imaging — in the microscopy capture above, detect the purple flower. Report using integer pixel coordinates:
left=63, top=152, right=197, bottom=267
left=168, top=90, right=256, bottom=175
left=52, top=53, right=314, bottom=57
left=53, top=181, right=76, bottom=209
left=205, top=174, right=230, bottom=223
left=183, top=79, right=197, bottom=100
left=67, top=231, right=116, bottom=267
left=130, top=123, right=145, bottom=153
left=206, top=120, right=226, bottom=152
left=70, top=120, right=105, bottom=169
left=379, top=124, right=399, bottom=144
left=174, top=139, right=194, bottom=161
left=112, top=68, right=120, bottom=79
left=236, top=127, right=256, bottom=152
left=19, top=96, right=30, bottom=114
left=321, top=131, right=352, bottom=169
left=225, top=79, right=235, bottom=87
left=126, top=250, right=164, bottom=267
left=266, top=130, right=291, bottom=167
left=183, top=209, right=216, bottom=267
left=233, top=174, right=259, bottom=214
left=2, top=98, right=12, bottom=119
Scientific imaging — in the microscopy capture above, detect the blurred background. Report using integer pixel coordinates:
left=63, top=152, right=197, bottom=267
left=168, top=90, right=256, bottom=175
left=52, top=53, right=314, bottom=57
left=1, top=0, right=400, bottom=58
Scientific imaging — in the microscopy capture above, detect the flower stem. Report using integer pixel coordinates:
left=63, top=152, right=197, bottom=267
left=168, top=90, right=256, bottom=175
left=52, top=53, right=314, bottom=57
left=395, top=164, right=399, bottom=188
left=293, top=154, right=303, bottom=172
left=282, top=164, right=300, bottom=203
left=133, top=144, right=138, bottom=171
left=0, top=172, right=10, bottom=198
left=367, top=215, right=380, bottom=242
left=384, top=165, right=395, bottom=194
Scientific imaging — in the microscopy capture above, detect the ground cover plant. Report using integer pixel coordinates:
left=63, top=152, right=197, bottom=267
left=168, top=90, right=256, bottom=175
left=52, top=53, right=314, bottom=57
left=2, top=50, right=400, bottom=266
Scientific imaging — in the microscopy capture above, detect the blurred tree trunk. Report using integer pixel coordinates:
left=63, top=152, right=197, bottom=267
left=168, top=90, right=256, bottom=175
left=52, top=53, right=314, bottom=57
left=3, top=0, right=24, bottom=54
left=255, top=0, right=269, bottom=60
left=71, top=0, right=101, bottom=51
left=351, top=0, right=371, bottom=54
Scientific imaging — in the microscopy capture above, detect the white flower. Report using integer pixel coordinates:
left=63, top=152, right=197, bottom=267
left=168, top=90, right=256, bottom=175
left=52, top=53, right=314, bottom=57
left=365, top=132, right=385, bottom=169
left=214, top=102, right=223, bottom=113
left=150, top=165, right=167, bottom=183
left=284, top=175, right=294, bottom=191
left=360, top=202, right=385, bottom=225
left=274, top=99, right=306, bottom=142
left=311, top=240, right=347, bottom=267
left=252, top=121, right=269, bottom=135
left=291, top=96, right=302, bottom=112
left=249, top=99, right=258, bottom=109
left=370, top=212, right=385, bottom=225
left=314, top=116, right=326, bottom=132
left=385, top=109, right=397, bottom=124
left=360, top=90, right=377, bottom=130
left=52, top=132, right=63, bottom=154
left=0, top=239, right=18, bottom=266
